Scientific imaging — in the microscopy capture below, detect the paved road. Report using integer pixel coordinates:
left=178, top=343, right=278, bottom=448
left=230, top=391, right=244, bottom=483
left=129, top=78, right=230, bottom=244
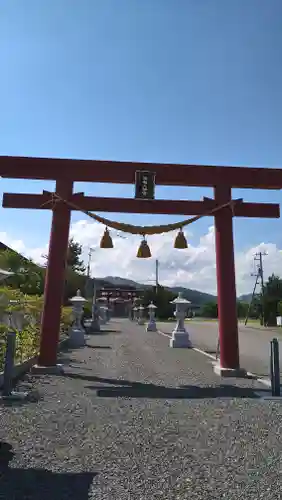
left=158, top=320, right=282, bottom=378
left=1, top=319, right=282, bottom=499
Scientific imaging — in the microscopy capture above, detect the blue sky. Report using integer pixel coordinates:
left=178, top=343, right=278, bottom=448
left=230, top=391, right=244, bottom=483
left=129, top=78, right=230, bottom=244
left=0, top=0, right=281, bottom=253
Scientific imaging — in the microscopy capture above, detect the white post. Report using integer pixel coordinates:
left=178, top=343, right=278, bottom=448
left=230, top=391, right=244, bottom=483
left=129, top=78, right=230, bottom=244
left=128, top=303, right=133, bottom=320
left=69, top=290, right=87, bottom=348
left=146, top=302, right=157, bottom=332
left=138, top=305, right=145, bottom=325
left=107, top=305, right=112, bottom=321
left=99, top=306, right=108, bottom=325
left=104, top=305, right=109, bottom=323
left=169, top=293, right=192, bottom=348
left=132, top=306, right=138, bottom=321
left=86, top=292, right=101, bottom=333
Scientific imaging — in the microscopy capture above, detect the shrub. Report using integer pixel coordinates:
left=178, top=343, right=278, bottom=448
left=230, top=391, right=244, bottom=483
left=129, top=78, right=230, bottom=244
left=60, top=306, right=73, bottom=333
left=0, top=288, right=71, bottom=372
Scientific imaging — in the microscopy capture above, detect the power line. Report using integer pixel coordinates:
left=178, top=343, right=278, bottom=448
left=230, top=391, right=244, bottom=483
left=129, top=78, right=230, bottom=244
left=244, top=251, right=267, bottom=326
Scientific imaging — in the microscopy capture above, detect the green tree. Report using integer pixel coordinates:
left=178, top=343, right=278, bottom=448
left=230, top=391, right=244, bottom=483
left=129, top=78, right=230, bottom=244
left=43, top=238, right=87, bottom=301
left=63, top=238, right=87, bottom=301
left=66, top=238, right=86, bottom=274
left=0, top=249, right=44, bottom=295
left=141, top=285, right=177, bottom=319
left=249, top=295, right=262, bottom=320
left=237, top=301, right=249, bottom=319
left=263, top=274, right=282, bottom=326
left=44, top=238, right=86, bottom=273
left=63, top=268, right=87, bottom=304
left=277, top=300, right=282, bottom=316
left=201, top=301, right=218, bottom=318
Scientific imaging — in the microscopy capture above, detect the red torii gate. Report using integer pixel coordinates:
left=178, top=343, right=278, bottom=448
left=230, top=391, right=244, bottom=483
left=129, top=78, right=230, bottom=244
left=1, top=156, right=281, bottom=375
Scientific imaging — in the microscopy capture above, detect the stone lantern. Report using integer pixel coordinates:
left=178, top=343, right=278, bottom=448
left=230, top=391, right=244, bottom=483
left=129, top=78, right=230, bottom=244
left=138, top=305, right=145, bottom=325
left=89, top=301, right=101, bottom=333
left=69, top=290, right=87, bottom=348
left=107, top=305, right=112, bottom=321
left=169, top=292, right=192, bottom=348
left=104, top=305, right=109, bottom=323
left=100, top=305, right=108, bottom=324
left=128, top=303, right=133, bottom=321
left=98, top=306, right=104, bottom=325
left=146, top=302, right=157, bottom=332
left=132, top=306, right=138, bottom=322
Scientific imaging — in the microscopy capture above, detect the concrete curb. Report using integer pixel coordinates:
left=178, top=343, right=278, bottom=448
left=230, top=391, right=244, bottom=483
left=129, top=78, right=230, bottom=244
left=0, top=336, right=69, bottom=389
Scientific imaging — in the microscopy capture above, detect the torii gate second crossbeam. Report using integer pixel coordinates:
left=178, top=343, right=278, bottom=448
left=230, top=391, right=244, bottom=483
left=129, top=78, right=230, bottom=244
left=1, top=156, right=281, bottom=376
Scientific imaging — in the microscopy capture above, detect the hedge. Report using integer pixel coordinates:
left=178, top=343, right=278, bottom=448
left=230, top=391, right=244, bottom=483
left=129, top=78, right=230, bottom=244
left=0, top=287, right=73, bottom=372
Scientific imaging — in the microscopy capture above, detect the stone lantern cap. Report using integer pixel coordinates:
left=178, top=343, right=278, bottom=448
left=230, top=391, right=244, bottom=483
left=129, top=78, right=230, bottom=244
left=147, top=301, right=157, bottom=309
left=133, top=306, right=138, bottom=310
left=170, top=292, right=191, bottom=304
left=139, top=305, right=145, bottom=310
left=69, top=289, right=87, bottom=304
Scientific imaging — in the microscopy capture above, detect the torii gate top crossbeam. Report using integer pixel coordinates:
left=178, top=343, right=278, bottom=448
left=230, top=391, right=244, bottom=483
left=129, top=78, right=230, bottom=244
left=0, top=155, right=282, bottom=189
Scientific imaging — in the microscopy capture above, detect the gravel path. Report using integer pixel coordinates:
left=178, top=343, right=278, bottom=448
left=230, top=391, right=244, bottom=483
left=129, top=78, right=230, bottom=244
left=0, top=319, right=282, bottom=499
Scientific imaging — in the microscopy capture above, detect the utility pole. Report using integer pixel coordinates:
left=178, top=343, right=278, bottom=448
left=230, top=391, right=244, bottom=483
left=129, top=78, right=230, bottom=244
left=155, top=259, right=159, bottom=294
left=245, top=251, right=267, bottom=326
left=86, top=249, right=91, bottom=280
left=84, top=246, right=101, bottom=332
left=85, top=248, right=95, bottom=298
left=258, top=251, right=266, bottom=325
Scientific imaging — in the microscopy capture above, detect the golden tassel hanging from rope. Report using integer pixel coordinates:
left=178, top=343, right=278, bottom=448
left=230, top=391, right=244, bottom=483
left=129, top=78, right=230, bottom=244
left=100, top=227, right=114, bottom=248
left=137, top=237, right=151, bottom=258
left=174, top=228, right=188, bottom=249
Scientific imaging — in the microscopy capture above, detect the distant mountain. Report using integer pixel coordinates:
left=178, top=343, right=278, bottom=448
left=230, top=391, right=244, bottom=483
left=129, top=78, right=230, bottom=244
left=92, top=277, right=116, bottom=289
left=103, top=276, right=147, bottom=289
left=168, top=286, right=216, bottom=305
left=238, top=293, right=261, bottom=303
left=92, top=275, right=253, bottom=305
left=103, top=276, right=216, bottom=305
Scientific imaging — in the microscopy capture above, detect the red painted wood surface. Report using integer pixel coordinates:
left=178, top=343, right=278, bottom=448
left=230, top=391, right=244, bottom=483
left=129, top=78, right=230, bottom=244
left=38, top=180, right=73, bottom=367
left=0, top=155, right=282, bottom=188
left=2, top=192, right=280, bottom=218
left=214, top=185, right=239, bottom=370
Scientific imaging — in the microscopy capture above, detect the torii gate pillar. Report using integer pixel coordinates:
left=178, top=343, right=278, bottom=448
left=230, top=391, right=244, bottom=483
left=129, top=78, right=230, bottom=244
left=214, top=185, right=242, bottom=376
left=37, top=180, right=73, bottom=368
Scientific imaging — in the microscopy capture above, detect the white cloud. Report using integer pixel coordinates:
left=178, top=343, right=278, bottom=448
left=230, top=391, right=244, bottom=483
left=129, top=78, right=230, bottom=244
left=0, top=231, right=48, bottom=267
left=0, top=221, right=281, bottom=296
left=69, top=221, right=282, bottom=295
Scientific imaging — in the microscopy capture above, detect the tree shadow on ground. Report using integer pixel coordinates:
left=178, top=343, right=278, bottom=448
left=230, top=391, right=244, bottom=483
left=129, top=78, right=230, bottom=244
left=57, top=355, right=85, bottom=366
left=0, top=442, right=96, bottom=500
left=96, top=329, right=122, bottom=334
left=85, top=344, right=112, bottom=349
left=63, top=372, right=267, bottom=399
left=54, top=344, right=87, bottom=367
left=93, top=384, right=262, bottom=399
left=0, top=391, right=41, bottom=408
left=63, top=372, right=144, bottom=386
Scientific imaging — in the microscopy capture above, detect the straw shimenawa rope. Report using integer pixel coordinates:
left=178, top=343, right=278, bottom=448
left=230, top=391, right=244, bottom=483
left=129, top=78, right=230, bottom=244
left=42, top=192, right=239, bottom=236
